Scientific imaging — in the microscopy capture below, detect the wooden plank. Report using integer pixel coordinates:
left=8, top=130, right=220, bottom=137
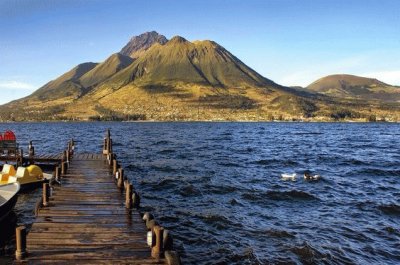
left=23, top=152, right=164, bottom=264
left=26, top=249, right=152, bottom=259
left=27, top=232, right=145, bottom=240
left=26, top=259, right=164, bottom=265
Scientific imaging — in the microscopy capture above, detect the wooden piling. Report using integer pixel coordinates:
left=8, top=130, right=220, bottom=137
left=103, top=129, right=112, bottom=155
left=70, top=138, right=75, bottom=153
left=133, top=191, right=140, bottom=208
left=151, top=225, right=164, bottom=258
left=117, top=168, right=124, bottom=189
left=126, top=183, right=133, bottom=208
left=42, top=183, right=49, bottom=207
left=15, top=226, right=27, bottom=260
left=66, top=149, right=70, bottom=163
left=18, top=148, right=24, bottom=167
left=165, top=251, right=182, bottom=265
left=28, top=140, right=35, bottom=157
left=61, top=161, right=66, bottom=175
left=113, top=159, right=117, bottom=176
left=55, top=166, right=60, bottom=181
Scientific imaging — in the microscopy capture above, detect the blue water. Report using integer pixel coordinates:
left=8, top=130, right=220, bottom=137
left=0, top=122, right=399, bottom=264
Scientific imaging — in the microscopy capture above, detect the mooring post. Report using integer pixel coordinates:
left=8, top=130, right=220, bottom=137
left=107, top=153, right=112, bottom=166
left=61, top=161, right=66, bottom=175
left=42, top=183, right=49, bottom=207
left=126, top=183, right=133, bottom=209
left=151, top=225, right=164, bottom=258
left=15, top=226, right=27, bottom=260
left=132, top=191, right=140, bottom=208
left=103, top=129, right=112, bottom=154
left=109, top=153, right=114, bottom=167
left=67, top=142, right=71, bottom=156
left=65, top=150, right=70, bottom=164
left=117, top=168, right=124, bottom=189
left=112, top=159, right=117, bottom=176
left=70, top=138, right=75, bottom=153
left=17, top=148, right=24, bottom=167
left=55, top=166, right=60, bottom=181
left=28, top=140, right=35, bottom=157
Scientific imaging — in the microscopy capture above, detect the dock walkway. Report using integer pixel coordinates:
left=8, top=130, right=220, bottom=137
left=19, top=153, right=166, bottom=264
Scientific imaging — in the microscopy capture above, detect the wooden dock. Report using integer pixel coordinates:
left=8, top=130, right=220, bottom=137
left=14, top=132, right=180, bottom=264
left=0, top=153, right=63, bottom=166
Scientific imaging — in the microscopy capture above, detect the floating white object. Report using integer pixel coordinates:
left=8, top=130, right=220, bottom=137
left=147, top=231, right=153, bottom=247
left=312, top=174, right=321, bottom=180
left=304, top=173, right=321, bottom=181
left=281, top=173, right=297, bottom=181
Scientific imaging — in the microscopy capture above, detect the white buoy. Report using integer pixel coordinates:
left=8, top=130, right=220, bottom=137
left=147, top=231, right=153, bottom=247
left=281, top=173, right=297, bottom=181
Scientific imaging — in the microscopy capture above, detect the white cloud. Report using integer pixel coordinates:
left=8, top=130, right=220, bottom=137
left=0, top=81, right=36, bottom=90
left=362, top=70, right=400, bottom=86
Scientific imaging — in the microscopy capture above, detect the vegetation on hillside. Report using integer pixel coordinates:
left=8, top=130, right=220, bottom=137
left=0, top=32, right=399, bottom=122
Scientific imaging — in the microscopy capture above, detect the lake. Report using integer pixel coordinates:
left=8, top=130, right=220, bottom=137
left=0, top=122, right=399, bottom=264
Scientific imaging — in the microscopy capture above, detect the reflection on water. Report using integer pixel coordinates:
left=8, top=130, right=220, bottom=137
left=0, top=122, right=399, bottom=264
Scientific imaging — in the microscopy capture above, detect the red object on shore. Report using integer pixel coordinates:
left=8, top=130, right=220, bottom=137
left=3, top=130, right=16, bottom=141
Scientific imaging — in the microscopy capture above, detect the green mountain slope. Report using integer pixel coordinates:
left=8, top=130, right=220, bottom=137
left=1, top=32, right=399, bottom=122
left=79, top=53, right=134, bottom=88
left=30, top=62, right=98, bottom=101
left=99, top=36, right=277, bottom=91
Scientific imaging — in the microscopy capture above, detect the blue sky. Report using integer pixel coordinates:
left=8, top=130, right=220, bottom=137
left=0, top=0, right=399, bottom=104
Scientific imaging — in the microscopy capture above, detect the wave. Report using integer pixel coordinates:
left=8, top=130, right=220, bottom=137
left=242, top=190, right=318, bottom=202
left=378, top=204, right=400, bottom=215
left=354, top=168, right=400, bottom=177
left=291, top=242, right=320, bottom=263
left=152, top=140, right=169, bottom=146
left=252, top=158, right=300, bottom=167
left=217, top=162, right=243, bottom=167
left=158, top=149, right=176, bottom=154
left=150, top=165, right=177, bottom=173
left=266, top=190, right=318, bottom=201
left=179, top=184, right=201, bottom=197
left=252, top=159, right=280, bottom=165
left=264, top=229, right=296, bottom=238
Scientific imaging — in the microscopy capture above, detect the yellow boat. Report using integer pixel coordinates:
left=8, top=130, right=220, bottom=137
left=0, top=164, right=53, bottom=191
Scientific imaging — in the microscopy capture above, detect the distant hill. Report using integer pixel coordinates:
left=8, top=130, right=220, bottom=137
left=1, top=32, right=399, bottom=122
left=306, top=74, right=400, bottom=102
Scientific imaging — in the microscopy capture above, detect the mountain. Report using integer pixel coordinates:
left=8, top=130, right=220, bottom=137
left=30, top=62, right=98, bottom=101
left=96, top=35, right=276, bottom=91
left=79, top=53, right=134, bottom=88
left=306, top=74, right=400, bottom=102
left=120, top=31, right=168, bottom=59
left=1, top=32, right=399, bottom=122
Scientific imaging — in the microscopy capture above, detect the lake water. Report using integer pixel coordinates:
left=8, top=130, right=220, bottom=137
left=0, top=122, right=399, bottom=264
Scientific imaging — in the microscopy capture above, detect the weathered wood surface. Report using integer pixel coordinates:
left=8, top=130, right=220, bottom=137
left=0, top=153, right=63, bottom=163
left=20, top=155, right=164, bottom=264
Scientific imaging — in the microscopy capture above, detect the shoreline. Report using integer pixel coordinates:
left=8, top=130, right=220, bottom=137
left=0, top=120, right=398, bottom=123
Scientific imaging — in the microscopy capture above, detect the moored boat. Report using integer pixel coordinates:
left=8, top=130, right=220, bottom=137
left=0, top=164, right=53, bottom=191
left=0, top=182, right=20, bottom=222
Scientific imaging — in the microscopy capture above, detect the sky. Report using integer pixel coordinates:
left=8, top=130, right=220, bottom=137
left=0, top=0, right=399, bottom=104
